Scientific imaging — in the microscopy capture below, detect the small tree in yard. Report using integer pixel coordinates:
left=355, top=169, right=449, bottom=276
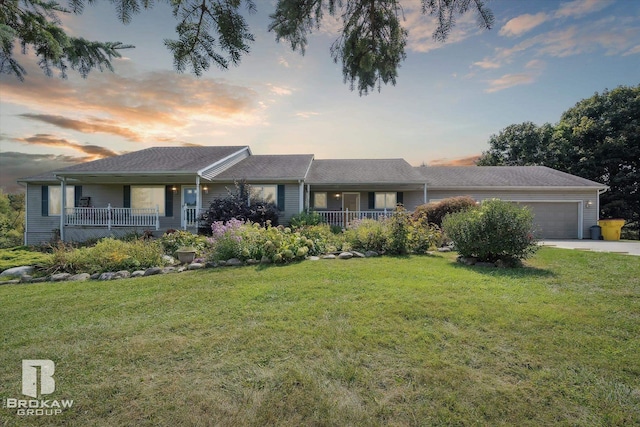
left=199, top=181, right=279, bottom=234
left=442, top=199, right=538, bottom=265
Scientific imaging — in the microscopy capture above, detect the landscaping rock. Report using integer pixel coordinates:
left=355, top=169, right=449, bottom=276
left=69, top=273, right=91, bottom=281
left=144, top=267, right=162, bottom=276
left=307, top=256, right=320, bottom=261
left=1, top=266, right=35, bottom=278
left=352, top=251, right=366, bottom=258
left=225, top=258, right=242, bottom=266
left=364, top=251, right=379, bottom=257
left=187, top=263, right=204, bottom=270
left=322, top=254, right=336, bottom=259
left=114, top=270, right=130, bottom=279
left=51, top=273, right=71, bottom=282
left=177, top=266, right=187, bottom=272
left=162, top=266, right=177, bottom=274
left=338, top=252, right=353, bottom=259
left=437, top=247, right=452, bottom=252
left=20, top=275, right=33, bottom=283
left=206, top=261, right=218, bottom=268
left=99, top=272, right=117, bottom=281
left=131, top=270, right=146, bottom=278
left=90, top=273, right=101, bottom=280
left=31, top=277, right=49, bottom=283
left=246, top=259, right=260, bottom=265
left=260, top=256, right=272, bottom=265
left=1, top=279, right=20, bottom=285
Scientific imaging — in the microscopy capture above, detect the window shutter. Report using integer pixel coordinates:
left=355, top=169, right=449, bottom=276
left=368, top=192, right=375, bottom=209
left=41, top=186, right=49, bottom=216
left=123, top=185, right=131, bottom=208
left=277, top=185, right=285, bottom=211
left=397, top=192, right=403, bottom=205
left=165, top=185, right=173, bottom=217
left=74, top=186, right=83, bottom=207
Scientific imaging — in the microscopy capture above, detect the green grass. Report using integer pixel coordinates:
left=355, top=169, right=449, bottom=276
left=1, top=248, right=639, bottom=426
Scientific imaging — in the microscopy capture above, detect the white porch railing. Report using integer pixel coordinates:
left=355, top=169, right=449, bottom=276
left=182, top=205, right=207, bottom=230
left=64, top=205, right=160, bottom=230
left=317, top=209, right=390, bottom=228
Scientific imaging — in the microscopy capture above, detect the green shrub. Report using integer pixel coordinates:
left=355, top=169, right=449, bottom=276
left=343, top=218, right=388, bottom=253
left=289, top=211, right=325, bottom=228
left=413, top=196, right=477, bottom=227
left=45, top=238, right=166, bottom=274
left=387, top=207, right=409, bottom=255
left=442, top=199, right=538, bottom=264
left=207, top=222, right=318, bottom=263
left=0, top=247, right=52, bottom=271
left=297, top=224, right=345, bottom=254
left=407, top=221, right=442, bottom=254
left=159, top=230, right=209, bottom=256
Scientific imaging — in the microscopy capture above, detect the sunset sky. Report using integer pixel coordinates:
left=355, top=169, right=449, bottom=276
left=1, top=0, right=639, bottom=192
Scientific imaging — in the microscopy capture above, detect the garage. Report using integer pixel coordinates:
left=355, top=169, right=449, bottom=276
left=515, top=202, right=579, bottom=239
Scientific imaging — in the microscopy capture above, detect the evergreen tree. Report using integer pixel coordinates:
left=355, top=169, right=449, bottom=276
left=1, top=0, right=493, bottom=94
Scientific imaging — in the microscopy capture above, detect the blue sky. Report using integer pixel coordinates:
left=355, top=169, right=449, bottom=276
left=1, top=0, right=639, bottom=192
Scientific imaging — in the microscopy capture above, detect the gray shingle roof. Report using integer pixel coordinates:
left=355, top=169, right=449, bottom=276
left=53, top=146, right=248, bottom=176
left=213, top=155, right=314, bottom=181
left=307, top=159, right=425, bottom=184
left=415, top=166, right=606, bottom=188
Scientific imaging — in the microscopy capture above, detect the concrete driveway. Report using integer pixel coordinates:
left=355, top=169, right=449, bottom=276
left=540, top=239, right=640, bottom=256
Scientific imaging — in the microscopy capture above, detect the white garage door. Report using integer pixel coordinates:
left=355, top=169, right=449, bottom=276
left=514, top=202, right=579, bottom=239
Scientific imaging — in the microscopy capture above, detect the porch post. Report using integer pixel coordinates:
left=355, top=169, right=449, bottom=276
left=196, top=176, right=201, bottom=210
left=298, top=181, right=304, bottom=213
left=305, top=184, right=310, bottom=212
left=423, top=183, right=427, bottom=204
left=59, top=178, right=66, bottom=241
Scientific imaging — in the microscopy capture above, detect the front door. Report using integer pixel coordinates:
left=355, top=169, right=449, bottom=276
left=182, top=186, right=197, bottom=227
left=343, top=192, right=360, bottom=225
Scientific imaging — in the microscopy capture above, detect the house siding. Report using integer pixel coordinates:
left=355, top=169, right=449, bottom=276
left=25, top=184, right=62, bottom=245
left=310, top=190, right=425, bottom=212
left=427, top=189, right=599, bottom=239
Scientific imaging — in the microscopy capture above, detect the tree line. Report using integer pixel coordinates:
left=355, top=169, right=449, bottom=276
left=477, top=85, right=639, bottom=236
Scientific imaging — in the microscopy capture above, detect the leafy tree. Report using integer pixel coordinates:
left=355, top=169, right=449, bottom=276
left=0, top=190, right=25, bottom=248
left=1, top=0, right=493, bottom=94
left=477, top=85, right=640, bottom=232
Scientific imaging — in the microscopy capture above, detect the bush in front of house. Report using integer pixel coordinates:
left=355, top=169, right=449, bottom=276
left=297, top=224, right=346, bottom=254
left=289, top=211, right=325, bottom=228
left=413, top=196, right=477, bottom=228
left=343, top=208, right=441, bottom=255
left=207, top=221, right=316, bottom=263
left=442, top=199, right=538, bottom=264
left=199, top=181, right=279, bottom=234
left=159, top=229, right=210, bottom=256
left=45, top=238, right=166, bottom=274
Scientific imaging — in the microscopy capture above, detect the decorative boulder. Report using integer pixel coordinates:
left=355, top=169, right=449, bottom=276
left=322, top=254, right=336, bottom=259
left=144, top=267, right=162, bottom=276
left=69, top=273, right=91, bottom=281
left=51, top=273, right=71, bottom=282
left=187, top=263, right=204, bottom=270
left=225, top=258, right=242, bottom=267
left=1, top=266, right=35, bottom=278
left=338, top=252, right=353, bottom=259
left=351, top=251, right=366, bottom=258
left=364, top=251, right=379, bottom=258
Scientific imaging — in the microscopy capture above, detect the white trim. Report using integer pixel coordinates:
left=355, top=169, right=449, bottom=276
left=60, top=179, right=66, bottom=242
left=298, top=181, right=304, bottom=213
left=196, top=146, right=251, bottom=176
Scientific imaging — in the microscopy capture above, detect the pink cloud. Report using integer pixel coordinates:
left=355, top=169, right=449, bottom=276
left=499, top=13, right=549, bottom=37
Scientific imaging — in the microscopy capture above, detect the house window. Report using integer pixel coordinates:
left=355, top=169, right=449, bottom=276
left=48, top=186, right=75, bottom=215
left=131, top=186, right=165, bottom=215
left=375, top=192, right=397, bottom=209
left=251, top=185, right=277, bottom=204
left=314, top=192, right=327, bottom=209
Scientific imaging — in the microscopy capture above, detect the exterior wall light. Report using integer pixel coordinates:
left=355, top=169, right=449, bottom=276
left=172, top=185, right=178, bottom=194
left=203, top=185, right=209, bottom=194
left=586, top=200, right=593, bottom=207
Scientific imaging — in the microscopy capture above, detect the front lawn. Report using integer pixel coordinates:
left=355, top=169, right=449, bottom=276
left=1, top=249, right=638, bottom=426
